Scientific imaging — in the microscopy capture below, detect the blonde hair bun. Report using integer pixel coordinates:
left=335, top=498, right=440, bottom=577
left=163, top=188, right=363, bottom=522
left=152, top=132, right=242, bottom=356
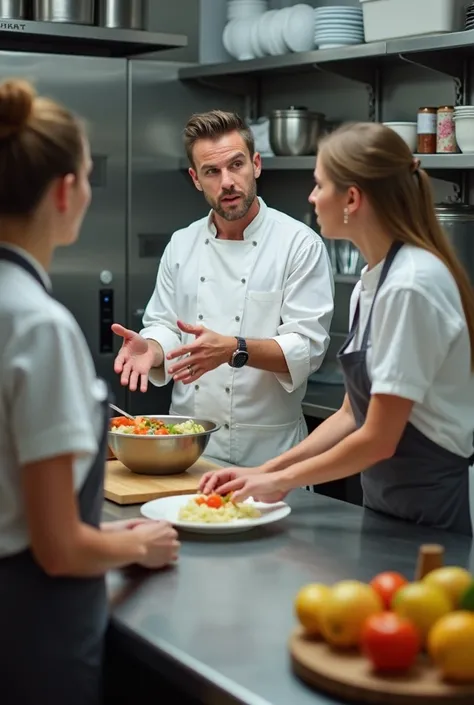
left=0, top=79, right=36, bottom=140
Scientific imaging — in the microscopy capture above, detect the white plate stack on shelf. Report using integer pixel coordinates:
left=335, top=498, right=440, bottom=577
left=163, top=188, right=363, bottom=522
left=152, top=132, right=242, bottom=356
left=314, top=5, right=365, bottom=50
left=223, top=3, right=315, bottom=61
left=453, top=106, right=474, bottom=153
left=465, top=2, right=474, bottom=30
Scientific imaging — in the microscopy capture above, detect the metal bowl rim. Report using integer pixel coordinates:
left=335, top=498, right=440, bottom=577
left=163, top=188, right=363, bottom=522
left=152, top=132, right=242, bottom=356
left=108, top=415, right=221, bottom=440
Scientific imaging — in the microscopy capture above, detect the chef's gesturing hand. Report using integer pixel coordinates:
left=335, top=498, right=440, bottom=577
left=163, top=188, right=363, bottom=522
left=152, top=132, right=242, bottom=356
left=167, top=320, right=235, bottom=384
left=217, top=472, right=289, bottom=505
left=112, top=323, right=163, bottom=393
left=132, top=520, right=180, bottom=569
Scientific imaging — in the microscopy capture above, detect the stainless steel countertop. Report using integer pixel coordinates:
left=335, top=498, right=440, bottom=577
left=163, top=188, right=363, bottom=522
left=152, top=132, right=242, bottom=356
left=104, top=483, right=474, bottom=705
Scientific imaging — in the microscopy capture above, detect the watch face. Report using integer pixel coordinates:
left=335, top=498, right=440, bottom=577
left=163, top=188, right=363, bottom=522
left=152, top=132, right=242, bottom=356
left=232, top=351, right=248, bottom=368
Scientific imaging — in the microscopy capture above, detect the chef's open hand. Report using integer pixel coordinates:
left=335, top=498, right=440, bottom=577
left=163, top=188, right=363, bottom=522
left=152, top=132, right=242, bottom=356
left=133, top=520, right=180, bottom=570
left=112, top=323, right=162, bottom=393
left=167, top=321, right=235, bottom=384
left=217, top=472, right=289, bottom=505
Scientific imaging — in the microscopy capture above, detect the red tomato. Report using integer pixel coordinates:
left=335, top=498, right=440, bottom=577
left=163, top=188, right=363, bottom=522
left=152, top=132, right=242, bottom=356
left=194, top=496, right=206, bottom=506
left=154, top=428, right=170, bottom=435
left=206, top=494, right=224, bottom=509
left=370, top=571, right=408, bottom=609
left=360, top=612, right=421, bottom=672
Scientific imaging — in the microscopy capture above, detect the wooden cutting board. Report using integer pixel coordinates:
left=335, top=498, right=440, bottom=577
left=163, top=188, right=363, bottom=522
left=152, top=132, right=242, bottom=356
left=289, top=627, right=474, bottom=704
left=104, top=457, right=220, bottom=505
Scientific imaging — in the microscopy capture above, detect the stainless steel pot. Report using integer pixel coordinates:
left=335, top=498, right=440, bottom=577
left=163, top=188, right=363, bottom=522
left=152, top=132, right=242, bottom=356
left=435, top=203, right=474, bottom=283
left=97, top=0, right=146, bottom=30
left=33, top=0, right=94, bottom=24
left=269, top=107, right=325, bottom=157
left=0, top=0, right=27, bottom=19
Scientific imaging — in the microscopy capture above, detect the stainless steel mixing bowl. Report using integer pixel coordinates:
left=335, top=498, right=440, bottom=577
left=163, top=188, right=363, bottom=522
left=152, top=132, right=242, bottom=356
left=108, top=415, right=221, bottom=475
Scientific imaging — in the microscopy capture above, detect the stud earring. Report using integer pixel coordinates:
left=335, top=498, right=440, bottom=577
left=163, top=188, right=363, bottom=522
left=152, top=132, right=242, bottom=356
left=343, top=207, right=349, bottom=225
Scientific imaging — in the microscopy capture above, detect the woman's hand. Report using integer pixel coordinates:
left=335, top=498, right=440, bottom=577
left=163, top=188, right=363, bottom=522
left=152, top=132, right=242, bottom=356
left=217, top=472, right=289, bottom=504
left=132, top=521, right=180, bottom=569
left=100, top=518, right=151, bottom=532
left=199, top=466, right=262, bottom=495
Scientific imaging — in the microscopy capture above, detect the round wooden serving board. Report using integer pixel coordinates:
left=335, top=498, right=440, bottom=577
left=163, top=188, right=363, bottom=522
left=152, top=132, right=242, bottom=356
left=289, top=626, right=474, bottom=704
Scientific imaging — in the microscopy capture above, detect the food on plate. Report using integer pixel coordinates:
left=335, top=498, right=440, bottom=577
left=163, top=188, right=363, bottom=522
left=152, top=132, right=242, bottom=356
left=110, top=416, right=205, bottom=436
left=422, top=566, right=473, bottom=609
left=177, top=494, right=261, bottom=524
left=370, top=571, right=408, bottom=610
left=294, top=583, right=332, bottom=636
left=319, top=580, right=383, bottom=648
left=360, top=611, right=421, bottom=673
left=427, top=611, right=474, bottom=682
left=391, top=582, right=452, bottom=645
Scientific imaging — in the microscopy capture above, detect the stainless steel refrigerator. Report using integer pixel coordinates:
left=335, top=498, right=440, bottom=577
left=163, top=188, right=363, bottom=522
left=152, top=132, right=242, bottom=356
left=0, top=52, right=240, bottom=413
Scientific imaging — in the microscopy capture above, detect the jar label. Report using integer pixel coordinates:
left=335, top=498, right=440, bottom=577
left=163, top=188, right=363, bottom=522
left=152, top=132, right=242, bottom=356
left=417, top=113, right=437, bottom=134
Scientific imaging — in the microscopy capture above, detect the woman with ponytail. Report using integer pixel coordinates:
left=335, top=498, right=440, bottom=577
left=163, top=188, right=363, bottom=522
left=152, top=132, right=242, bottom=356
left=201, top=122, right=474, bottom=536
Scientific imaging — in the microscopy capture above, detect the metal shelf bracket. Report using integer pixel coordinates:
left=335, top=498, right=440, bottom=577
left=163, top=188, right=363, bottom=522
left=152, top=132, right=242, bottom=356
left=397, top=52, right=464, bottom=80
left=313, top=61, right=377, bottom=121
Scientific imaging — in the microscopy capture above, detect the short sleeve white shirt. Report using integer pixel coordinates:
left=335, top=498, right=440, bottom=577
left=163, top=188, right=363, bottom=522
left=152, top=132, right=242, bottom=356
left=347, top=244, right=474, bottom=458
left=0, top=245, right=104, bottom=558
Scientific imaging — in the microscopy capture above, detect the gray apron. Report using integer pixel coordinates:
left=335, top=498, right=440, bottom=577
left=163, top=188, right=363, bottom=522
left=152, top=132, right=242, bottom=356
left=0, top=246, right=109, bottom=704
left=337, top=241, right=473, bottom=536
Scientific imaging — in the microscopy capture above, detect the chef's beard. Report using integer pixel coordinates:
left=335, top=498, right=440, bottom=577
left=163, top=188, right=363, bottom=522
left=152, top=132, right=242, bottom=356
left=206, top=180, right=257, bottom=222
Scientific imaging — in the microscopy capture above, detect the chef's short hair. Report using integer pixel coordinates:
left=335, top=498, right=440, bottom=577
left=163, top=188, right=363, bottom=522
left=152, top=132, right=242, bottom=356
left=0, top=78, right=84, bottom=216
left=184, top=110, right=255, bottom=168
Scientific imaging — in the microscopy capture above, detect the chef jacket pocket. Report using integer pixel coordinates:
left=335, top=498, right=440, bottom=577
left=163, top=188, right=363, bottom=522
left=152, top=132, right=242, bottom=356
left=233, top=418, right=304, bottom=467
left=244, top=289, right=283, bottom=337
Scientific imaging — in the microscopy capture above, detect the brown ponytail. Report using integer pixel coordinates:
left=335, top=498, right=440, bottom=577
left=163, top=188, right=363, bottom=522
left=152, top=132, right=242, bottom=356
left=318, top=122, right=474, bottom=369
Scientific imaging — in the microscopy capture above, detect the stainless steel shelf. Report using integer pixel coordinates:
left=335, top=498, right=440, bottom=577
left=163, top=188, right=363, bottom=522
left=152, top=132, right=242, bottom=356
left=177, top=154, right=474, bottom=172
left=179, top=42, right=387, bottom=80
left=0, top=19, right=187, bottom=57
left=178, top=30, right=474, bottom=82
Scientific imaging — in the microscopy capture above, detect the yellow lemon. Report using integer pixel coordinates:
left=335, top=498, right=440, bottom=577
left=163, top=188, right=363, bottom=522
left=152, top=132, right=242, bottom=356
left=319, top=580, right=383, bottom=648
left=294, top=583, right=332, bottom=636
left=423, top=566, right=472, bottom=608
left=392, top=582, right=451, bottom=645
left=428, top=611, right=474, bottom=683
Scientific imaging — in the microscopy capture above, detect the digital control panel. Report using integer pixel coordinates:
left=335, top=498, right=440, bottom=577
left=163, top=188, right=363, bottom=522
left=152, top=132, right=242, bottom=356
left=99, top=288, right=114, bottom=354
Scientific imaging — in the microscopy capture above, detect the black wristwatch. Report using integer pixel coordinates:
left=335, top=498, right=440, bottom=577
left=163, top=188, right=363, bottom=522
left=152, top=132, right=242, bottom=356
left=229, top=337, right=249, bottom=368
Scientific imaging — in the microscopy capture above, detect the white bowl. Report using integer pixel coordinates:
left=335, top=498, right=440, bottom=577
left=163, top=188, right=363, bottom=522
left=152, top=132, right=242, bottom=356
left=226, top=18, right=256, bottom=60
left=455, top=119, right=474, bottom=153
left=284, top=3, right=315, bottom=53
left=257, top=9, right=279, bottom=55
left=383, top=121, right=417, bottom=152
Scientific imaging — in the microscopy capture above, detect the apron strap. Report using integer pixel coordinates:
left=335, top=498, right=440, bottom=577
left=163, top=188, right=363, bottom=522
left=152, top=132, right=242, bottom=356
left=359, top=240, right=404, bottom=350
left=0, top=246, right=49, bottom=294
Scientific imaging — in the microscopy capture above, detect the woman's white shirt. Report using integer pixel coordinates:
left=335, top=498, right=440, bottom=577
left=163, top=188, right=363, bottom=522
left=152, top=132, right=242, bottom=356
left=0, top=246, right=103, bottom=558
left=347, top=244, right=474, bottom=458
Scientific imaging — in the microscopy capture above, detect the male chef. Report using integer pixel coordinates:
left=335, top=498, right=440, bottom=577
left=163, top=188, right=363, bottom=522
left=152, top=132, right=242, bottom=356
left=112, top=110, right=334, bottom=467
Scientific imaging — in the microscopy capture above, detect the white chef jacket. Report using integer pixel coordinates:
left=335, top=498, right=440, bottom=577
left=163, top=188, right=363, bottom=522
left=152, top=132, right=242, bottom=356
left=347, top=244, right=474, bottom=458
left=141, top=198, right=334, bottom=466
left=0, top=244, right=104, bottom=557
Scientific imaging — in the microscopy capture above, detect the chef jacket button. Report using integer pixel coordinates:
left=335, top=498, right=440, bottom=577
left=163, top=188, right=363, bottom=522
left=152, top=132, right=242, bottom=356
left=195, top=385, right=199, bottom=391
left=224, top=423, right=229, bottom=429
left=205, top=238, right=209, bottom=244
left=198, top=314, right=203, bottom=320
left=225, top=387, right=230, bottom=393
left=241, top=278, right=246, bottom=284
left=252, top=241, right=257, bottom=246
left=200, top=276, right=205, bottom=282
left=235, top=315, right=240, bottom=322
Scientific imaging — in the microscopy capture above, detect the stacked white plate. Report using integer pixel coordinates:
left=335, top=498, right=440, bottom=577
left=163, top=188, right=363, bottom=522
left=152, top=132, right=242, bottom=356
left=227, top=0, right=268, bottom=21
left=464, top=2, right=474, bottom=30
left=453, top=106, right=474, bottom=153
left=314, top=6, right=365, bottom=50
left=224, top=3, right=315, bottom=61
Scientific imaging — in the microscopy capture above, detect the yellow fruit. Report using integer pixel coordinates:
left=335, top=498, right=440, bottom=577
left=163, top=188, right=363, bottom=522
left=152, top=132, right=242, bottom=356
left=423, top=567, right=472, bottom=608
left=320, top=580, right=383, bottom=648
left=294, top=583, right=332, bottom=636
left=392, top=582, right=451, bottom=645
left=428, top=611, right=474, bottom=682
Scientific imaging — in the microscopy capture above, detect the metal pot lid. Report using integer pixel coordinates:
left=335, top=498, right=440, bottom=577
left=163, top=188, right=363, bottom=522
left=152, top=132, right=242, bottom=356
left=270, top=108, right=325, bottom=119
left=435, top=203, right=474, bottom=221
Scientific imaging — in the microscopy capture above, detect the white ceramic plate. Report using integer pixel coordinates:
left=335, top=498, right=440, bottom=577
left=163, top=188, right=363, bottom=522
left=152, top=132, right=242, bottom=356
left=141, top=494, right=292, bottom=534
